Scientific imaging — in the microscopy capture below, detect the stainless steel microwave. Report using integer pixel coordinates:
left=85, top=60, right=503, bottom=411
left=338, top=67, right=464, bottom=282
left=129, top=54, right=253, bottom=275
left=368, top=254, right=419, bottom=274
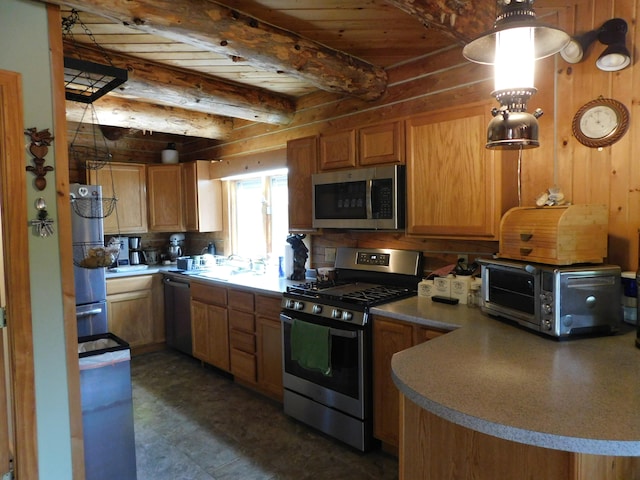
left=479, top=258, right=622, bottom=337
left=312, top=165, right=405, bottom=230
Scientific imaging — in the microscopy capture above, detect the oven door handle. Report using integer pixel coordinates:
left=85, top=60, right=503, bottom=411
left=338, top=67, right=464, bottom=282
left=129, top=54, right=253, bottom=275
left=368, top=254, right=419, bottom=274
left=280, top=314, right=358, bottom=339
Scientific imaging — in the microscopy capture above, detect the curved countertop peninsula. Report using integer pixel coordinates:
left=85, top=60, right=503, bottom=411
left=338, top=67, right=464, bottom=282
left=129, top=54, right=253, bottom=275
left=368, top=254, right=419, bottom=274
left=372, top=297, right=640, bottom=456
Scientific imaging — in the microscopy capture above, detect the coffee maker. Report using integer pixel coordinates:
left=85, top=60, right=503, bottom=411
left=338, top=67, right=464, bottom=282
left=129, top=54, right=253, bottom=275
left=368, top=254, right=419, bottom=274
left=168, top=233, right=184, bottom=262
left=129, top=236, right=143, bottom=265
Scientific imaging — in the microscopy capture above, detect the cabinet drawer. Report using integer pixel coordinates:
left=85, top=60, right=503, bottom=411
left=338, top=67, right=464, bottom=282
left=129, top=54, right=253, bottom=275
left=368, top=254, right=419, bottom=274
left=230, top=330, right=255, bottom=353
left=228, top=289, right=254, bottom=312
left=107, top=275, right=153, bottom=295
left=229, top=310, right=254, bottom=332
left=230, top=348, right=256, bottom=382
left=191, top=281, right=227, bottom=305
left=255, top=294, right=281, bottom=319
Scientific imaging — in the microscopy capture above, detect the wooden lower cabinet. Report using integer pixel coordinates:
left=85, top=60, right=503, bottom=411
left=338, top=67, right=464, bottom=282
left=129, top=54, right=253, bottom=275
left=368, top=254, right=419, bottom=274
left=190, top=283, right=283, bottom=400
left=400, top=396, right=640, bottom=480
left=255, top=294, right=283, bottom=401
left=373, top=315, right=446, bottom=451
left=106, top=274, right=165, bottom=354
left=228, top=288, right=257, bottom=384
left=191, top=281, right=230, bottom=371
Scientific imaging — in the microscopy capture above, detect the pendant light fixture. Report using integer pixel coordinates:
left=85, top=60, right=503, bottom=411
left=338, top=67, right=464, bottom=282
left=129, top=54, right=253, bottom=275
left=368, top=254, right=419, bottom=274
left=462, top=0, right=570, bottom=149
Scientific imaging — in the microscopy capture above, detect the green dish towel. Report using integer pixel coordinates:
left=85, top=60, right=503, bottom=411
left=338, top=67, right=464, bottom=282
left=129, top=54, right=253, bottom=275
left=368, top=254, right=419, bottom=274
left=291, top=319, right=332, bottom=376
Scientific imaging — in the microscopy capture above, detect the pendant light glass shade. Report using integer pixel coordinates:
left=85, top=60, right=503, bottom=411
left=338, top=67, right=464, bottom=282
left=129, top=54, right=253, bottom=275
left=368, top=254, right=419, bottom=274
left=494, top=27, right=535, bottom=91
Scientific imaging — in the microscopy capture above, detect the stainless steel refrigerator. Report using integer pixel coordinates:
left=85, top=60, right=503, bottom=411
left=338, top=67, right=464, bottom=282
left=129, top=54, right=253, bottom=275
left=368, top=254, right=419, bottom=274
left=71, top=184, right=108, bottom=336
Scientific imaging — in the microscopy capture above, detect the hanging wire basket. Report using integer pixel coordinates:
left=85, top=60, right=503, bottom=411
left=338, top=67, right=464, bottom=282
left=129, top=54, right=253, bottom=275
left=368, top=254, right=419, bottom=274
left=68, top=102, right=114, bottom=171
left=73, top=241, right=120, bottom=269
left=71, top=194, right=117, bottom=219
left=69, top=144, right=113, bottom=170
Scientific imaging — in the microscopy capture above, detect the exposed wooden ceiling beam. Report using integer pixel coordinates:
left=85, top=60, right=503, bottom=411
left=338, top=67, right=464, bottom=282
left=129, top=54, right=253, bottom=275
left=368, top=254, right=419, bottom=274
left=66, top=95, right=233, bottom=139
left=385, top=0, right=496, bottom=43
left=65, top=41, right=295, bottom=125
left=46, top=0, right=388, bottom=101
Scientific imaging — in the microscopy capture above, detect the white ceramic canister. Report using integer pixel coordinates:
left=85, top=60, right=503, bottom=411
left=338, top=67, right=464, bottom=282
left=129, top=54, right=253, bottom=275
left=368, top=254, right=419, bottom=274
left=433, top=275, right=452, bottom=297
left=418, top=279, right=435, bottom=298
left=451, top=275, right=471, bottom=304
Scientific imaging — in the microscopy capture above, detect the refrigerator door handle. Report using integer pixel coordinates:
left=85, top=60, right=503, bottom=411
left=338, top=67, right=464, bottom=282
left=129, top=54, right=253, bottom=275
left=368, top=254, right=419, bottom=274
left=77, top=308, right=104, bottom=318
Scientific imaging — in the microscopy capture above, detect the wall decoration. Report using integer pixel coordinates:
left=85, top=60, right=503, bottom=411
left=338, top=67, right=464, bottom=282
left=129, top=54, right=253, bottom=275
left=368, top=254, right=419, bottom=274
left=572, top=97, right=630, bottom=148
left=24, top=127, right=54, bottom=190
left=30, top=197, right=54, bottom=237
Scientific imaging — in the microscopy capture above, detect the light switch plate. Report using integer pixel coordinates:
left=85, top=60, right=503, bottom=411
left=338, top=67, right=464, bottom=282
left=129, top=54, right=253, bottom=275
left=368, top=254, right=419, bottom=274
left=325, top=247, right=336, bottom=262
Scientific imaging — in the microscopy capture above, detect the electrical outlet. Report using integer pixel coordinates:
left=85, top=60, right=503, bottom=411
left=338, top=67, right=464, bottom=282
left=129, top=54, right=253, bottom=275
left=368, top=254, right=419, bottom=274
left=325, top=247, right=336, bottom=262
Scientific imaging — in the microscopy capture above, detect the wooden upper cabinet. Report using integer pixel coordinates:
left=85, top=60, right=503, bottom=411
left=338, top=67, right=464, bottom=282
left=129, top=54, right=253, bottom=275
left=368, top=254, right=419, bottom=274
left=406, top=103, right=518, bottom=239
left=358, top=120, right=404, bottom=166
left=147, top=164, right=184, bottom=232
left=287, top=136, right=318, bottom=231
left=182, top=160, right=222, bottom=232
left=88, top=162, right=147, bottom=234
left=319, top=129, right=356, bottom=170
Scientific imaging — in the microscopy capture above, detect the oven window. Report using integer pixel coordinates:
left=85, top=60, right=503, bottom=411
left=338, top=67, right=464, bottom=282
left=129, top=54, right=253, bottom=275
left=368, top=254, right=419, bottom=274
left=314, top=181, right=367, bottom=219
left=488, top=269, right=535, bottom=314
left=282, top=319, right=360, bottom=399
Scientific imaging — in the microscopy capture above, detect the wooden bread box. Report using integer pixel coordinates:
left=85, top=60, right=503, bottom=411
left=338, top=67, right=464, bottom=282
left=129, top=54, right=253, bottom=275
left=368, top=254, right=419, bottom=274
left=498, top=204, right=608, bottom=265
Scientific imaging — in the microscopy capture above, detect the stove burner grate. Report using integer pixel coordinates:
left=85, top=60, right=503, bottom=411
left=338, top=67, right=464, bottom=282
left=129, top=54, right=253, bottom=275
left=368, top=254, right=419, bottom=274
left=286, top=281, right=416, bottom=307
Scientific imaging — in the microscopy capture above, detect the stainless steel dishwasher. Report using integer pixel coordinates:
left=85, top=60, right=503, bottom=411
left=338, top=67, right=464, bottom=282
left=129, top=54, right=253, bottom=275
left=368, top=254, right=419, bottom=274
left=163, top=274, right=192, bottom=355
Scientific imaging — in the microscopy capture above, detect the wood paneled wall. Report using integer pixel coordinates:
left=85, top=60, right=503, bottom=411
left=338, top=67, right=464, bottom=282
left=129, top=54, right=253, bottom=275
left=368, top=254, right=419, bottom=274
left=194, top=0, right=640, bottom=271
left=67, top=0, right=640, bottom=271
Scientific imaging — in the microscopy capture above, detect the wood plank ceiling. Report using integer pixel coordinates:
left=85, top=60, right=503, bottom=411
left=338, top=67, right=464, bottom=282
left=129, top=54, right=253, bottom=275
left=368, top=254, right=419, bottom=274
left=43, top=0, right=498, bottom=140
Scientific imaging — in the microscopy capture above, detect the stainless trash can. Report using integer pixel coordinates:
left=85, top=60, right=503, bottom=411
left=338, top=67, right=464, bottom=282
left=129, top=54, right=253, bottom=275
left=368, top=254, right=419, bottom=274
left=79, top=333, right=137, bottom=480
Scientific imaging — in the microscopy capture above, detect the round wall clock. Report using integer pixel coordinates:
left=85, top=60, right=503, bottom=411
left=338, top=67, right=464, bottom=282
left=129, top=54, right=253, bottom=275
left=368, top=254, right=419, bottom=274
left=572, top=97, right=630, bottom=148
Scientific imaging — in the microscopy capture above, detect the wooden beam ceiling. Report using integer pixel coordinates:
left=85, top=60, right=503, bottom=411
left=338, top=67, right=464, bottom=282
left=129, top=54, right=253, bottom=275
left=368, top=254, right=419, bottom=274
left=64, top=41, right=295, bottom=125
left=46, top=0, right=389, bottom=101
left=385, top=0, right=496, bottom=43
left=65, top=94, right=233, bottom=139
left=45, top=0, right=504, bottom=140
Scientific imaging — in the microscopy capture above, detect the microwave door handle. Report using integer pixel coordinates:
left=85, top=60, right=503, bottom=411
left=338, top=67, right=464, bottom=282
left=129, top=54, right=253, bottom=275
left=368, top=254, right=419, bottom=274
left=366, top=179, right=373, bottom=220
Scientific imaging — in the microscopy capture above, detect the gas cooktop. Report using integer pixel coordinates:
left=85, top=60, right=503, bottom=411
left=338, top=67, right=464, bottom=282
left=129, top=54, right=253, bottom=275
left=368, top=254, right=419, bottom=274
left=286, top=281, right=415, bottom=307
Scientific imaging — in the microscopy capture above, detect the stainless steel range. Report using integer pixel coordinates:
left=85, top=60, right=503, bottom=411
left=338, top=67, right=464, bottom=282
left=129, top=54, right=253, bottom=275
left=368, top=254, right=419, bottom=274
left=280, top=247, right=422, bottom=451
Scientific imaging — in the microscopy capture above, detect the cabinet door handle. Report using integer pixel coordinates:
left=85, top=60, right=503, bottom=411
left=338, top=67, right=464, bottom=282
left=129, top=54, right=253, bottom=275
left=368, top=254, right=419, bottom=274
left=520, top=233, right=533, bottom=241
left=519, top=248, right=533, bottom=256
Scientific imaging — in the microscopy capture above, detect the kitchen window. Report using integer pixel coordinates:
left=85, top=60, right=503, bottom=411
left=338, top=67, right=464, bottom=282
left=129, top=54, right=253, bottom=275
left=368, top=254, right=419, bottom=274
left=228, top=168, right=289, bottom=262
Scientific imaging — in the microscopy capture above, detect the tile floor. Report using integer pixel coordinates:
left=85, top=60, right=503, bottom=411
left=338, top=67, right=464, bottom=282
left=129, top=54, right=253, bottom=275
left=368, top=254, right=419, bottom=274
left=131, top=350, right=399, bottom=480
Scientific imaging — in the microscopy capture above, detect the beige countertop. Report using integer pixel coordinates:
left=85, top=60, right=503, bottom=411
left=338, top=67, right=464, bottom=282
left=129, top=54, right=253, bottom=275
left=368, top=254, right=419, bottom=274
left=106, top=264, right=301, bottom=295
left=372, top=297, right=640, bottom=456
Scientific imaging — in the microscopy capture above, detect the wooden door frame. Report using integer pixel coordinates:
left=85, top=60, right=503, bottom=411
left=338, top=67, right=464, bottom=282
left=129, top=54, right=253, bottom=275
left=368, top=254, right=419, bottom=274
left=0, top=70, right=38, bottom=478
left=48, top=5, right=86, bottom=480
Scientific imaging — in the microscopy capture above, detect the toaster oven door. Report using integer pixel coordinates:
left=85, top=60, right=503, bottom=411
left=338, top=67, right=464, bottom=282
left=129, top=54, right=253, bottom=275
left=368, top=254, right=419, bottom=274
left=481, top=263, right=541, bottom=328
